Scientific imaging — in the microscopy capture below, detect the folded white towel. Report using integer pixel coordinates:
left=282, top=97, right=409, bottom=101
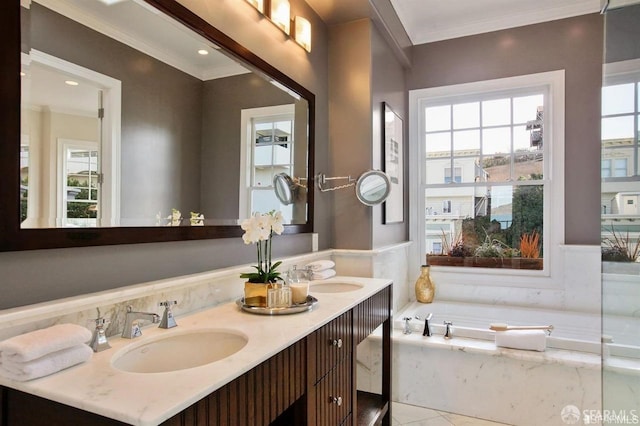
left=0, top=324, right=91, bottom=363
left=311, top=269, right=336, bottom=280
left=0, top=344, right=92, bottom=382
left=495, top=330, right=546, bottom=352
left=306, top=260, right=336, bottom=272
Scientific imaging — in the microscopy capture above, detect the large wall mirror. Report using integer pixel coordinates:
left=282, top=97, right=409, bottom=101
left=1, top=0, right=314, bottom=250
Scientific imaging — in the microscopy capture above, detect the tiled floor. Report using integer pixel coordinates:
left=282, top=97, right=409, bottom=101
left=392, top=402, right=512, bottom=426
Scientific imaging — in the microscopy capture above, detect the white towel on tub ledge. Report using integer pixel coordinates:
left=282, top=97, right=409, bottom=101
left=0, top=344, right=93, bottom=381
left=495, top=330, right=547, bottom=352
left=0, top=323, right=91, bottom=363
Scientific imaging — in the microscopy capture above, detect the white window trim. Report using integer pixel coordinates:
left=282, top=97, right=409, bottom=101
left=409, top=70, right=565, bottom=289
left=239, top=104, right=295, bottom=219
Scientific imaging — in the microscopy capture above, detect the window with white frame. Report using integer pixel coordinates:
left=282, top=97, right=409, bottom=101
left=411, top=71, right=565, bottom=279
left=239, top=105, right=295, bottom=221
left=601, top=61, right=640, bottom=260
left=60, top=140, right=99, bottom=228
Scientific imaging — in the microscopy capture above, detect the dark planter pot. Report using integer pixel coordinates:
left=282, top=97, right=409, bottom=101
left=427, top=255, right=543, bottom=270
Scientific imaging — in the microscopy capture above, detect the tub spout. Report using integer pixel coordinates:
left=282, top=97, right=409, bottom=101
left=416, top=313, right=433, bottom=337
left=444, top=321, right=453, bottom=339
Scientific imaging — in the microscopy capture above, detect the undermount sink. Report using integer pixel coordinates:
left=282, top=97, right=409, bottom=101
left=112, top=329, right=248, bottom=373
left=309, top=282, right=364, bottom=293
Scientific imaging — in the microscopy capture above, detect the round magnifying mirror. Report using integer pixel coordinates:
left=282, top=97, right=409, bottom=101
left=273, top=173, right=296, bottom=205
left=355, top=170, right=391, bottom=206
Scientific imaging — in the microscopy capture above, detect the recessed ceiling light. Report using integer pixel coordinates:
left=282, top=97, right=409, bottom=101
left=65, top=80, right=79, bottom=86
left=20, top=72, right=26, bottom=77
left=198, top=49, right=209, bottom=55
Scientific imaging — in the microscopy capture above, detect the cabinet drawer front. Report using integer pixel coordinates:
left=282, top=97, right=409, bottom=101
left=314, top=356, right=352, bottom=426
left=314, top=310, right=352, bottom=382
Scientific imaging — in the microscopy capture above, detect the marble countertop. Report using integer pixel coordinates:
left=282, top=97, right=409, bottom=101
left=0, top=276, right=392, bottom=426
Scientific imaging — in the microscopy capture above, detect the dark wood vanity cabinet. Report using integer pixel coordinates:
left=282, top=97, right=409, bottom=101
left=0, top=285, right=392, bottom=426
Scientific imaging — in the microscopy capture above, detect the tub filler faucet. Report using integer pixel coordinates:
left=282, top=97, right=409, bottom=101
left=422, top=313, right=433, bottom=337
left=122, top=306, right=160, bottom=339
left=444, top=321, right=453, bottom=339
left=415, top=313, right=433, bottom=337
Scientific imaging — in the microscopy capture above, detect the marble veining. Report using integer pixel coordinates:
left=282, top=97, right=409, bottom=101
left=0, top=276, right=392, bottom=426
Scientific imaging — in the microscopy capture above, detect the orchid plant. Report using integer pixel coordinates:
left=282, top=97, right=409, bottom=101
left=240, top=211, right=285, bottom=283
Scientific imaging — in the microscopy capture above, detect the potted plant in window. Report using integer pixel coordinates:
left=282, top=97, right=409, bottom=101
left=240, top=211, right=285, bottom=307
left=601, top=226, right=640, bottom=275
left=427, top=227, right=543, bottom=270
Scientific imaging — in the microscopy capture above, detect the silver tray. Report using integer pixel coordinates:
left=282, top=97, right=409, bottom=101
left=236, top=295, right=318, bottom=315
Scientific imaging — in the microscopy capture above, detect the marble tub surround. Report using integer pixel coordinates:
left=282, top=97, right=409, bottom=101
left=357, top=330, right=602, bottom=426
left=333, top=241, right=413, bottom=313
left=0, top=250, right=335, bottom=342
left=0, top=276, right=392, bottom=426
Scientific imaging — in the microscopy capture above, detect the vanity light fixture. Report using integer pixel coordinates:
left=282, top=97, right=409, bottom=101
left=293, top=16, right=311, bottom=52
left=245, top=0, right=311, bottom=52
left=246, top=0, right=265, bottom=14
left=270, top=0, right=291, bottom=34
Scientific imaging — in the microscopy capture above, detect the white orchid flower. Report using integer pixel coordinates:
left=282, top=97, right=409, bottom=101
left=271, top=211, right=284, bottom=235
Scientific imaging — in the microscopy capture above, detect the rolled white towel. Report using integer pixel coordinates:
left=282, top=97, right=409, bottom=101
left=306, top=260, right=335, bottom=272
left=495, top=330, right=546, bottom=352
left=0, top=344, right=93, bottom=382
left=311, top=269, right=336, bottom=280
left=0, top=324, right=91, bottom=363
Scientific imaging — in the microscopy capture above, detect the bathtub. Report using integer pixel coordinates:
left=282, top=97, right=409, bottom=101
left=356, top=301, right=640, bottom=426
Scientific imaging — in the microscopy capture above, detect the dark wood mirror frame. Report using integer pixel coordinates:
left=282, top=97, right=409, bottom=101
left=0, top=0, right=315, bottom=251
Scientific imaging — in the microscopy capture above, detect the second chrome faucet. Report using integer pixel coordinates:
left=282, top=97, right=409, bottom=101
left=122, top=306, right=160, bottom=339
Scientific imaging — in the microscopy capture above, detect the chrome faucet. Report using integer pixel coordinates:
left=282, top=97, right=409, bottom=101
left=89, top=309, right=111, bottom=352
left=159, top=300, right=178, bottom=329
left=122, top=305, right=160, bottom=339
left=402, top=317, right=413, bottom=335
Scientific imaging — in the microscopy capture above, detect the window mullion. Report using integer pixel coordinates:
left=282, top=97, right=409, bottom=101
left=635, top=82, right=639, bottom=176
left=449, top=105, right=454, bottom=183
left=479, top=101, right=484, bottom=179
left=510, top=97, right=515, bottom=181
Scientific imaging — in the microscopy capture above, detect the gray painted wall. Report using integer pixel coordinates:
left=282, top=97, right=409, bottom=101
left=605, top=4, right=640, bottom=63
left=29, top=4, right=204, bottom=222
left=200, top=73, right=298, bottom=220
left=328, top=19, right=409, bottom=250
left=329, top=19, right=374, bottom=250
left=0, top=0, right=329, bottom=309
left=408, top=14, right=604, bottom=245
left=371, top=22, right=408, bottom=248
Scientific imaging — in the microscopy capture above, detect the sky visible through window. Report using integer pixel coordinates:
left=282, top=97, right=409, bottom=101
left=601, top=82, right=638, bottom=141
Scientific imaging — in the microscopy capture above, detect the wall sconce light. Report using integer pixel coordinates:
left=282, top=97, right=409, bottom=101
left=293, top=16, right=311, bottom=52
left=246, top=0, right=265, bottom=14
left=245, top=0, right=311, bottom=52
left=270, top=0, right=291, bottom=34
